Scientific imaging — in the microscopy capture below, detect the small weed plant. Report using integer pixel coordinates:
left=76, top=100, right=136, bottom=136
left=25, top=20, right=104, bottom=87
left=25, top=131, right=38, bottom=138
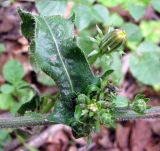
left=0, top=6, right=160, bottom=140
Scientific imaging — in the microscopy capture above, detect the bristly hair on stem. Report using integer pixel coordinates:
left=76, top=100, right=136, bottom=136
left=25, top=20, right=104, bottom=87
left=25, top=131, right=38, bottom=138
left=0, top=106, right=160, bottom=129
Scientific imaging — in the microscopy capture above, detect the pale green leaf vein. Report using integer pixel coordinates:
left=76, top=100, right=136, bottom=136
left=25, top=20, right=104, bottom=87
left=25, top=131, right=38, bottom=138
left=42, top=16, right=74, bottom=91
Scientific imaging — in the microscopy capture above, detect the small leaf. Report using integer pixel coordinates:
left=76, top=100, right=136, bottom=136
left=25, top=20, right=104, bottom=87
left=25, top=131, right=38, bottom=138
left=0, top=130, right=11, bottom=147
left=113, top=96, right=129, bottom=108
left=3, top=60, right=25, bottom=84
left=129, top=52, right=160, bottom=86
left=74, top=105, right=82, bottom=121
left=101, top=69, right=114, bottom=80
left=37, top=71, right=55, bottom=86
left=151, top=0, right=160, bottom=13
left=17, top=85, right=40, bottom=115
left=137, top=41, right=160, bottom=53
left=73, top=5, right=97, bottom=31
left=36, top=0, right=68, bottom=16
left=93, top=4, right=110, bottom=24
left=110, top=52, right=124, bottom=85
left=133, top=99, right=147, bottom=114
left=0, top=94, right=15, bottom=110
left=0, top=84, right=14, bottom=94
left=140, top=21, right=160, bottom=43
left=127, top=4, right=145, bottom=21
left=122, top=23, right=143, bottom=42
left=108, top=13, right=124, bottom=27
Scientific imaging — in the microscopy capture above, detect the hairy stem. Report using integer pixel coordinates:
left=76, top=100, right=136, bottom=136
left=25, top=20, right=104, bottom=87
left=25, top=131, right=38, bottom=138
left=0, top=107, right=160, bottom=128
left=0, top=114, right=52, bottom=128
left=116, top=106, right=160, bottom=121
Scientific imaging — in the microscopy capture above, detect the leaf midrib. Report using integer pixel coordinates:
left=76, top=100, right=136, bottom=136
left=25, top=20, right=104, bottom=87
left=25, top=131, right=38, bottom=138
left=41, top=16, right=74, bottom=92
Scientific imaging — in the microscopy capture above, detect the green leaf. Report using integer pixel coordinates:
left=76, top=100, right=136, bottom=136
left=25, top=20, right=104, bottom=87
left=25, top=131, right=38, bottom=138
left=3, top=60, right=25, bottom=84
left=16, top=84, right=40, bottom=115
left=137, top=41, right=160, bottom=53
left=140, top=21, right=160, bottom=43
left=36, top=0, right=68, bottom=16
left=108, top=13, right=124, bottom=27
left=129, top=52, right=160, bottom=86
left=101, top=69, right=114, bottom=80
left=98, top=0, right=126, bottom=7
left=73, top=4, right=108, bottom=31
left=122, top=23, right=143, bottom=42
left=93, top=4, right=110, bottom=24
left=0, top=43, right=5, bottom=54
left=18, top=9, right=99, bottom=123
left=113, top=96, right=129, bottom=108
left=0, top=84, right=14, bottom=94
left=73, top=5, right=96, bottom=31
left=74, top=105, right=82, bottom=121
left=127, top=4, right=145, bottom=21
left=151, top=0, right=160, bottom=13
left=110, top=52, right=124, bottom=85
left=0, top=130, right=11, bottom=147
left=0, top=94, right=15, bottom=110
left=37, top=71, right=55, bottom=86
left=77, top=29, right=97, bottom=54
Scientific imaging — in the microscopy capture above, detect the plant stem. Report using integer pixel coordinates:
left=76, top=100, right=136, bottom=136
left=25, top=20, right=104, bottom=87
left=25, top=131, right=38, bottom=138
left=0, top=107, right=160, bottom=128
left=0, top=114, right=52, bottom=128
left=41, top=101, right=55, bottom=113
left=116, top=106, right=160, bottom=121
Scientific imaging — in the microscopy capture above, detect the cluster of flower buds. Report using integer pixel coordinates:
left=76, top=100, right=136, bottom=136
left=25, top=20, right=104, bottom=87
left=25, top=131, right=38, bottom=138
left=88, top=25, right=127, bottom=60
left=74, top=93, right=115, bottom=133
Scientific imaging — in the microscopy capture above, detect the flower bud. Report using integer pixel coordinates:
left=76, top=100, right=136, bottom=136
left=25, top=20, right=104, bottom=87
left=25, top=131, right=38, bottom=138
left=99, top=29, right=127, bottom=54
left=101, top=113, right=112, bottom=124
left=133, top=99, right=147, bottom=113
left=77, top=94, right=87, bottom=104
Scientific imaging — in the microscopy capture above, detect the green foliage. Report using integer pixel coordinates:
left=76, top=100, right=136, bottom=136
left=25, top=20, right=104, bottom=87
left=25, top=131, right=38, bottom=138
left=17, top=5, right=133, bottom=137
left=108, top=13, right=124, bottom=27
left=140, top=21, right=160, bottom=43
left=122, top=23, right=143, bottom=42
left=18, top=8, right=99, bottom=124
left=151, top=0, right=160, bottom=13
left=0, top=130, right=11, bottom=150
left=36, top=0, right=68, bottom=16
left=127, top=3, right=145, bottom=21
left=73, top=4, right=109, bottom=31
left=132, top=94, right=150, bottom=114
left=37, top=71, right=55, bottom=86
left=113, top=96, right=129, bottom=108
left=0, top=60, right=40, bottom=114
left=129, top=51, right=160, bottom=87
left=0, top=94, right=15, bottom=110
left=3, top=60, right=25, bottom=84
